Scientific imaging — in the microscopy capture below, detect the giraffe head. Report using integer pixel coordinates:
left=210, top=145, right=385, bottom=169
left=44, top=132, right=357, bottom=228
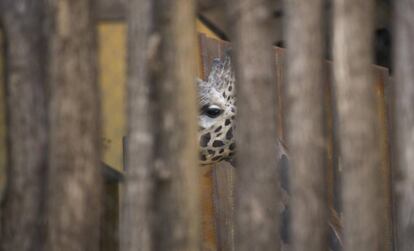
left=197, top=55, right=236, bottom=165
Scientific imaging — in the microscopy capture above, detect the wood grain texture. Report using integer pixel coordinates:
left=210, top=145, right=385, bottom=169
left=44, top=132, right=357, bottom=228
left=0, top=31, right=6, bottom=208
left=198, top=18, right=392, bottom=251
left=100, top=163, right=121, bottom=251
left=200, top=165, right=218, bottom=251
left=119, top=0, right=153, bottom=250
left=213, top=161, right=235, bottom=251
left=284, top=1, right=328, bottom=250
left=225, top=1, right=281, bottom=250
left=95, top=0, right=125, bottom=20
left=151, top=0, right=200, bottom=250
left=199, top=35, right=234, bottom=251
left=94, top=0, right=222, bottom=20
left=333, top=0, right=387, bottom=250
left=197, top=35, right=220, bottom=251
left=393, top=0, right=414, bottom=250
left=46, top=1, right=102, bottom=250
left=0, top=1, right=48, bottom=250
left=374, top=68, right=394, bottom=251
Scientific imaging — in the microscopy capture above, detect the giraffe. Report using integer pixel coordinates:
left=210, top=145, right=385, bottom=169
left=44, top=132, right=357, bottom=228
left=196, top=54, right=342, bottom=251
left=197, top=55, right=237, bottom=165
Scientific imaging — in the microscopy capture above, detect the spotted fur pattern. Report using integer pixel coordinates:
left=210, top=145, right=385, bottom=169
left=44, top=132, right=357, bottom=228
left=197, top=55, right=236, bottom=165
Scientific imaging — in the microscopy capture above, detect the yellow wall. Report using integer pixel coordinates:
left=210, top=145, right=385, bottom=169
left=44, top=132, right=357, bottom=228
left=97, top=21, right=221, bottom=249
left=98, top=22, right=126, bottom=171
left=98, top=19, right=220, bottom=171
left=196, top=19, right=220, bottom=39
left=0, top=18, right=220, bottom=181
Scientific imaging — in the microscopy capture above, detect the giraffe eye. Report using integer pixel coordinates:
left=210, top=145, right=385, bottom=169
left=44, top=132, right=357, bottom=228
left=204, top=105, right=223, bottom=118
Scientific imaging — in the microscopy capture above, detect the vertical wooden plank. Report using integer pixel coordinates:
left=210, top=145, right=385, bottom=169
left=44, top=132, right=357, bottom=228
left=101, top=181, right=120, bottom=251
left=333, top=0, right=387, bottom=250
left=284, top=1, right=328, bottom=250
left=213, top=161, right=235, bottom=251
left=385, top=75, right=398, bottom=251
left=100, top=163, right=122, bottom=251
left=199, top=35, right=234, bottom=251
left=95, top=0, right=126, bottom=20
left=225, top=1, right=281, bottom=250
left=151, top=0, right=200, bottom=250
left=278, top=47, right=343, bottom=251
left=119, top=0, right=153, bottom=250
left=46, top=0, right=102, bottom=250
left=324, top=62, right=343, bottom=250
left=0, top=1, right=48, bottom=250
left=393, top=1, right=414, bottom=250
left=198, top=35, right=220, bottom=251
left=373, top=67, right=393, bottom=251
left=200, top=165, right=218, bottom=251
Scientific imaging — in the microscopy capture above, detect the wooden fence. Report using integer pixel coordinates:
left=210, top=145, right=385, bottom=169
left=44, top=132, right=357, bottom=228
left=0, top=0, right=413, bottom=251
left=199, top=32, right=393, bottom=251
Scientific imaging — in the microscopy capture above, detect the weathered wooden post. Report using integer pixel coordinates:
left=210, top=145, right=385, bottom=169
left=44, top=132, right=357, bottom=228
left=46, top=1, right=102, bottom=250
left=0, top=28, right=5, bottom=205
left=333, top=0, right=387, bottom=250
left=120, top=0, right=153, bottom=250
left=393, top=0, right=414, bottom=250
left=284, top=1, right=328, bottom=250
left=0, top=1, right=48, bottom=250
left=150, top=1, right=200, bottom=250
left=121, top=0, right=200, bottom=250
left=225, top=1, right=281, bottom=250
